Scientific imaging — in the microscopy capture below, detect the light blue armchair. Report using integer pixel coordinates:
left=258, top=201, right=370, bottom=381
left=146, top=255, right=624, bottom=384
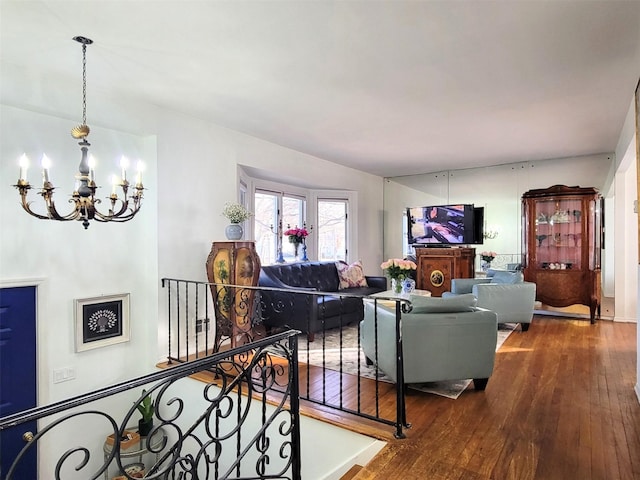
left=360, top=294, right=498, bottom=390
left=443, top=270, right=536, bottom=331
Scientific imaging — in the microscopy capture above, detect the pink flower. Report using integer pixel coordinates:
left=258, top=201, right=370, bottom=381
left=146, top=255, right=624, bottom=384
left=380, top=258, right=417, bottom=279
left=480, top=251, right=497, bottom=262
left=285, top=227, right=309, bottom=244
left=284, top=228, right=308, bottom=237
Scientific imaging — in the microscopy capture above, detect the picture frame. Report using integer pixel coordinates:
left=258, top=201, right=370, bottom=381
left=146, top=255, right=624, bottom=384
left=75, top=293, right=130, bottom=352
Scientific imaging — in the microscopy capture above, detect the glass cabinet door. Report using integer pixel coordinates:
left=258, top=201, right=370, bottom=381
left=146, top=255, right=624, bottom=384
left=533, top=198, right=583, bottom=271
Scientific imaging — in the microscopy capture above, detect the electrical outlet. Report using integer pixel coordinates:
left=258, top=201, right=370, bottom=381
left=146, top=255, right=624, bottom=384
left=195, top=318, right=210, bottom=334
left=53, top=366, right=76, bottom=384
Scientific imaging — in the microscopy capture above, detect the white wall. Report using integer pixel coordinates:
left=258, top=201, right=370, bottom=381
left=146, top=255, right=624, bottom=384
left=0, top=105, right=159, bottom=400
left=0, top=104, right=160, bottom=474
left=154, top=109, right=384, bottom=285
left=384, top=154, right=613, bottom=269
left=613, top=94, right=640, bottom=402
left=1, top=63, right=385, bottom=474
left=613, top=143, right=638, bottom=323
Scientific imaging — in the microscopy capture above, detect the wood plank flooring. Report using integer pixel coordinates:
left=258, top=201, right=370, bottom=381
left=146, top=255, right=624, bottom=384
left=348, top=316, right=640, bottom=480
left=159, top=314, right=639, bottom=479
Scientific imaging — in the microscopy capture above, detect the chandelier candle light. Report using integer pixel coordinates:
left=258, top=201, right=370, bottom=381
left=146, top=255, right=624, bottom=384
left=381, top=258, right=418, bottom=294
left=14, top=36, right=144, bottom=229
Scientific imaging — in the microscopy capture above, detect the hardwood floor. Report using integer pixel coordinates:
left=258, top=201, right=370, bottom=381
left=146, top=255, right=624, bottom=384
left=159, top=314, right=639, bottom=479
left=343, top=316, right=640, bottom=480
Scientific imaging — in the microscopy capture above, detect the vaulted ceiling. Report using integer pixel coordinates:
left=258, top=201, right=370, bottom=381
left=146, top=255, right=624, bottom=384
left=2, top=1, right=639, bottom=177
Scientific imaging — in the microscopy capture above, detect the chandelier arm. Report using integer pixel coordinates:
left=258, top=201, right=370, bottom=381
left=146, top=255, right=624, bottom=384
left=17, top=193, right=54, bottom=220
left=14, top=184, right=47, bottom=219
left=45, top=202, right=82, bottom=222
left=92, top=208, right=141, bottom=223
left=15, top=183, right=84, bottom=221
left=91, top=198, right=142, bottom=222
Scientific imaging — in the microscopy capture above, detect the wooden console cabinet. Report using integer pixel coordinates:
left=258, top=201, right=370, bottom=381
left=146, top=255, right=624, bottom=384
left=522, top=185, right=602, bottom=323
left=206, top=241, right=263, bottom=350
left=414, top=247, right=475, bottom=297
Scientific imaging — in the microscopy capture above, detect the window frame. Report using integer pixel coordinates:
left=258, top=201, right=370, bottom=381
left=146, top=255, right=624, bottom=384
left=240, top=171, right=357, bottom=265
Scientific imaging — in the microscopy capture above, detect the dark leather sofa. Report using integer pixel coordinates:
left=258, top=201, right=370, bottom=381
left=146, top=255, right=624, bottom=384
left=258, top=261, right=387, bottom=341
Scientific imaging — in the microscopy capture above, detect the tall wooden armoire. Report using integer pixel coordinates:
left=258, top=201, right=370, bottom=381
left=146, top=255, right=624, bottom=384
left=522, top=185, right=602, bottom=323
left=206, top=241, right=262, bottom=350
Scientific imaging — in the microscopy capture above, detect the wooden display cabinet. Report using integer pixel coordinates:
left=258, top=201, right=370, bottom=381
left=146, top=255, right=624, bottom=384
left=522, top=185, right=602, bottom=323
left=414, top=247, right=475, bottom=297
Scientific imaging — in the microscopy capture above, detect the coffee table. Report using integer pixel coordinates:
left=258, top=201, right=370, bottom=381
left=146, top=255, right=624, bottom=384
left=369, top=289, right=431, bottom=310
left=371, top=289, right=431, bottom=299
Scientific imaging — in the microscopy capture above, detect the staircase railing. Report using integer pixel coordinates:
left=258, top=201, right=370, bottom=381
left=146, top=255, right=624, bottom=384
left=161, top=278, right=410, bottom=438
left=0, top=330, right=301, bottom=480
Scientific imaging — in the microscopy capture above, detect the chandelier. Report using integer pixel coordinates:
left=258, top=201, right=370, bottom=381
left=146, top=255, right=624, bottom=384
left=14, top=36, right=144, bottom=229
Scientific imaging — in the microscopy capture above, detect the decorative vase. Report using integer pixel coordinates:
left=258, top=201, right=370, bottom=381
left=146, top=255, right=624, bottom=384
left=391, top=278, right=403, bottom=294
left=225, top=223, right=243, bottom=240
left=481, top=260, right=492, bottom=272
left=402, top=278, right=416, bottom=294
left=293, top=242, right=300, bottom=261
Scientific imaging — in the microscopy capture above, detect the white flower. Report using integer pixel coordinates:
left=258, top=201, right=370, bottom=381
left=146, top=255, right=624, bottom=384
left=222, top=202, right=252, bottom=223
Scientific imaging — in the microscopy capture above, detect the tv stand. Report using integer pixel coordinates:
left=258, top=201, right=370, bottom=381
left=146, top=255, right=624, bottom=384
left=414, top=247, right=475, bottom=296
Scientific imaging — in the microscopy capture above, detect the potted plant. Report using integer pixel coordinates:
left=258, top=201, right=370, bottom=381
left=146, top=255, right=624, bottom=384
left=136, top=389, right=154, bottom=436
left=222, top=202, right=252, bottom=240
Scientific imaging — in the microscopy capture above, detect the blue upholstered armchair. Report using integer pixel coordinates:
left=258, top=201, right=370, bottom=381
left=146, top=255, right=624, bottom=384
left=360, top=294, right=498, bottom=390
left=443, top=270, right=536, bottom=331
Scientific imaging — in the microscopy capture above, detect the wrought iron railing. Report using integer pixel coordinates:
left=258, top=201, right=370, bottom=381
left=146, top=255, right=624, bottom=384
left=0, top=331, right=301, bottom=480
left=161, top=278, right=410, bottom=438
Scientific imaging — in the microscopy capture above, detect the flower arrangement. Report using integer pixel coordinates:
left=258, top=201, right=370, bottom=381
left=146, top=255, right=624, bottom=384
left=284, top=227, right=309, bottom=244
left=480, top=251, right=497, bottom=262
left=380, top=258, right=417, bottom=280
left=222, top=202, right=251, bottom=224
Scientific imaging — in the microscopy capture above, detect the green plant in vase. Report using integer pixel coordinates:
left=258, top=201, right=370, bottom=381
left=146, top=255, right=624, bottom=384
left=136, top=389, right=155, bottom=436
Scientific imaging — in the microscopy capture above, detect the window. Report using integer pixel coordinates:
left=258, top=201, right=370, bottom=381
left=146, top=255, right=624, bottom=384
left=254, top=191, right=279, bottom=264
left=254, top=189, right=306, bottom=264
left=242, top=167, right=355, bottom=265
left=281, top=195, right=305, bottom=260
left=317, top=199, right=347, bottom=261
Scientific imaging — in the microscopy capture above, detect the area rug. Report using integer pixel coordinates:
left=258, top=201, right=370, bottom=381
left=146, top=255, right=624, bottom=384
left=297, top=322, right=517, bottom=399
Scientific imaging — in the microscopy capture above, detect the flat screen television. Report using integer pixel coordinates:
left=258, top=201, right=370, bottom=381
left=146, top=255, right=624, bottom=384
left=407, top=204, right=484, bottom=246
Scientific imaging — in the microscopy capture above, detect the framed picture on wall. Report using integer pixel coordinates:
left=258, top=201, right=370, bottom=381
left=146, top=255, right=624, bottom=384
left=75, top=293, right=130, bottom=352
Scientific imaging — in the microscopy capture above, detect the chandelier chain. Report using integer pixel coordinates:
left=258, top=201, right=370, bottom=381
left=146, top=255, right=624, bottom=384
left=82, top=42, right=87, bottom=126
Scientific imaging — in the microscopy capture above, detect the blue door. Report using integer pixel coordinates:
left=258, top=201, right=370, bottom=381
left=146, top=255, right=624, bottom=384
left=0, top=286, right=37, bottom=479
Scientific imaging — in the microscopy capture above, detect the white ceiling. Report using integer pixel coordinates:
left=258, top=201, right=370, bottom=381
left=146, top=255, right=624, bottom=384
left=1, top=1, right=639, bottom=178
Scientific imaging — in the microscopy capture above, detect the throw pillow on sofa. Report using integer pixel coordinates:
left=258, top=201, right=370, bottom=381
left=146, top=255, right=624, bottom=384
left=336, top=260, right=368, bottom=289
